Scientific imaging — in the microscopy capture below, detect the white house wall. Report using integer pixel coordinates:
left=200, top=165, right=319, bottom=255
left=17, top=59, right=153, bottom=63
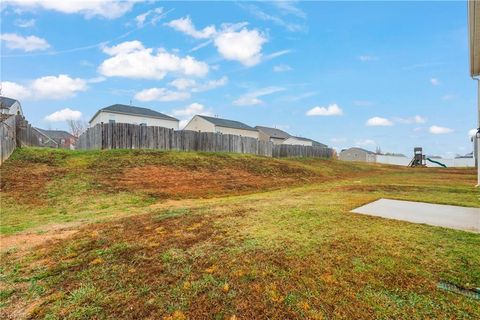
left=215, top=126, right=259, bottom=139
left=183, top=116, right=215, bottom=132
left=1, top=101, right=23, bottom=116
left=283, top=137, right=312, bottom=146
left=90, top=111, right=179, bottom=130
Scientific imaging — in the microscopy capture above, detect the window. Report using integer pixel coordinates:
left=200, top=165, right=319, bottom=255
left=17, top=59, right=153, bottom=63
left=109, top=120, right=115, bottom=124
left=140, top=123, right=147, bottom=126
left=60, top=138, right=65, bottom=144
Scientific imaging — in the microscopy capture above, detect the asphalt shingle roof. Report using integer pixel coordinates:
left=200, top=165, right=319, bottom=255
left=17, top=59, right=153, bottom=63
left=91, top=104, right=178, bottom=122
left=198, top=115, right=257, bottom=131
left=255, top=126, right=291, bottom=139
left=36, top=128, right=75, bottom=140
left=288, top=136, right=328, bottom=147
left=344, top=147, right=375, bottom=154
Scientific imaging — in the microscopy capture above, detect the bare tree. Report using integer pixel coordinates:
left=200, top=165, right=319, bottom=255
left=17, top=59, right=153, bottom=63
left=67, top=119, right=87, bottom=138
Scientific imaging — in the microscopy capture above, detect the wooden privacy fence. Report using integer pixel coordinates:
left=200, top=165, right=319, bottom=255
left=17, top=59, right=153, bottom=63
left=0, top=115, right=16, bottom=164
left=77, top=123, right=334, bottom=158
left=0, top=115, right=43, bottom=164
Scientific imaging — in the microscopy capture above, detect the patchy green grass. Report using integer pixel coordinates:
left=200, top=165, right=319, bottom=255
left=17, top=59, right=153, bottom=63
left=0, top=148, right=479, bottom=319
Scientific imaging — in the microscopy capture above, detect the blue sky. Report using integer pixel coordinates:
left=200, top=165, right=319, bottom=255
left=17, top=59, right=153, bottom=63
left=0, top=0, right=477, bottom=157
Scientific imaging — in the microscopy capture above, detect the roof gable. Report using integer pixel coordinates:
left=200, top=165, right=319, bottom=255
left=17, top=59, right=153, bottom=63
left=36, top=128, right=75, bottom=140
left=287, top=136, right=327, bottom=147
left=255, top=126, right=290, bottom=139
left=0, top=96, right=19, bottom=109
left=197, top=115, right=257, bottom=131
left=344, top=147, right=375, bottom=154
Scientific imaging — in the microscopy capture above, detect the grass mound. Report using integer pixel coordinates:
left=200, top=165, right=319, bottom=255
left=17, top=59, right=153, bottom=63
left=1, top=148, right=479, bottom=319
left=0, top=148, right=372, bottom=235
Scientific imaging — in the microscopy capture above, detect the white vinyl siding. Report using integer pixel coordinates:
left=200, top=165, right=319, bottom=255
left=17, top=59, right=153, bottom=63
left=90, top=111, right=179, bottom=130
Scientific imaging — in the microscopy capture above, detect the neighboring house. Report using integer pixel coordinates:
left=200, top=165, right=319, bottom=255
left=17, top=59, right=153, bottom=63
left=36, top=128, right=76, bottom=149
left=183, top=115, right=259, bottom=139
left=255, top=126, right=291, bottom=145
left=89, top=104, right=179, bottom=130
left=339, top=147, right=376, bottom=162
left=283, top=136, right=328, bottom=147
left=32, top=128, right=59, bottom=148
left=0, top=96, right=23, bottom=116
left=455, top=152, right=474, bottom=159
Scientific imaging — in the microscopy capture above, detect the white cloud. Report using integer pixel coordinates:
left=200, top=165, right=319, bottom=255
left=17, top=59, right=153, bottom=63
left=169, top=78, right=197, bottom=91
left=134, top=88, right=190, bottom=102
left=87, top=76, right=106, bottom=83
left=45, top=108, right=82, bottom=122
left=469, top=128, right=478, bottom=137
left=366, top=117, right=393, bottom=126
left=355, top=139, right=376, bottom=147
left=1, top=75, right=87, bottom=100
left=99, top=41, right=209, bottom=80
left=165, top=16, right=216, bottom=39
left=172, top=102, right=212, bottom=117
left=306, top=104, right=343, bottom=116
left=101, top=40, right=144, bottom=55
left=358, top=55, right=378, bottom=62
left=31, top=74, right=87, bottom=99
left=394, top=115, right=426, bottom=124
left=238, top=2, right=306, bottom=32
left=14, top=19, right=36, bottom=28
left=273, top=64, right=292, bottom=72
left=214, top=28, right=267, bottom=66
left=0, top=81, right=31, bottom=100
left=135, top=7, right=163, bottom=27
left=166, top=16, right=268, bottom=67
left=429, top=125, right=453, bottom=134
left=192, top=77, right=228, bottom=92
left=441, top=94, right=454, bottom=101
left=233, top=86, right=285, bottom=106
left=430, top=78, right=440, bottom=86
left=0, top=33, right=50, bottom=52
left=3, top=0, right=140, bottom=19
left=169, top=76, right=228, bottom=93
left=272, top=1, right=307, bottom=19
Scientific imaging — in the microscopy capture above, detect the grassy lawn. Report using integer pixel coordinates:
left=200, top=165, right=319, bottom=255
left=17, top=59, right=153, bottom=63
left=1, top=148, right=479, bottom=319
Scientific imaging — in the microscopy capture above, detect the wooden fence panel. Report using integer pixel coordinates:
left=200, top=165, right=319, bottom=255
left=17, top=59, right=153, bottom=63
left=77, top=123, right=334, bottom=159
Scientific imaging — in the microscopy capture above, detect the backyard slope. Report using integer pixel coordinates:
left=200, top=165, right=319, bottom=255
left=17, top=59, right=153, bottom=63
left=1, top=148, right=479, bottom=319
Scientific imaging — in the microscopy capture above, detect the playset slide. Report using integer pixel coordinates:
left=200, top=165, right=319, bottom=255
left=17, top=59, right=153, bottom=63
left=426, top=158, right=447, bottom=168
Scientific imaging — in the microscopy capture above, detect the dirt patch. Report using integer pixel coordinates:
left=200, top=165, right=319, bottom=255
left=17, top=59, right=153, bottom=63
left=0, top=162, right=65, bottom=204
left=102, top=165, right=318, bottom=198
left=0, top=223, right=79, bottom=253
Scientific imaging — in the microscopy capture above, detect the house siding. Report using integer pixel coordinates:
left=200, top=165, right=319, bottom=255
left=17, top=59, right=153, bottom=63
left=184, top=115, right=259, bottom=139
left=339, top=148, right=376, bottom=162
left=183, top=116, right=215, bottom=132
left=90, top=111, right=179, bottom=130
left=0, top=101, right=22, bottom=116
left=283, top=137, right=312, bottom=147
left=215, top=126, right=259, bottom=139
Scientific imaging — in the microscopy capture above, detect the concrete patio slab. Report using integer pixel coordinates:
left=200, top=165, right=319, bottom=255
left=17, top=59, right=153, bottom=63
left=352, top=199, right=480, bottom=233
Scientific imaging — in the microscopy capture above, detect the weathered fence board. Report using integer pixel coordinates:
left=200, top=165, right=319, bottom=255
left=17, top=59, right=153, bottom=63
left=0, top=116, right=16, bottom=164
left=0, top=115, right=46, bottom=164
left=77, top=123, right=334, bottom=159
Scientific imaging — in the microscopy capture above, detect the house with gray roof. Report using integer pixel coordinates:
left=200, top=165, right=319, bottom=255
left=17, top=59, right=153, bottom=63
left=255, top=126, right=291, bottom=145
left=183, top=115, right=259, bottom=139
left=35, top=128, right=76, bottom=149
left=0, top=96, right=23, bottom=116
left=282, top=136, right=328, bottom=148
left=339, top=147, right=376, bottom=162
left=89, top=104, right=179, bottom=130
